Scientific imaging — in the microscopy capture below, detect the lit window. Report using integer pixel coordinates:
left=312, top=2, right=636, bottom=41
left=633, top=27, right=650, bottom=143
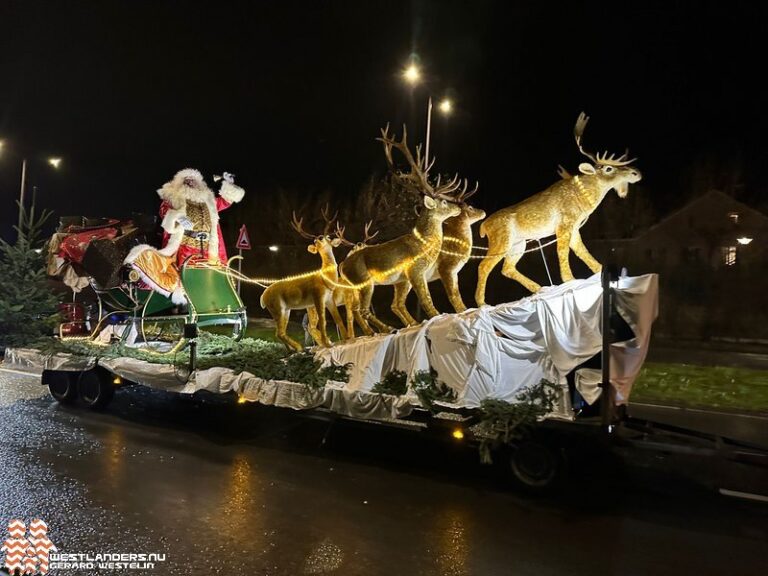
left=728, top=212, right=739, bottom=224
left=721, top=246, right=737, bottom=266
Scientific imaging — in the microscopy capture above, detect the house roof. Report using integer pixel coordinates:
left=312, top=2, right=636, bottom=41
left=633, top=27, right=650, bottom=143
left=633, top=189, right=768, bottom=240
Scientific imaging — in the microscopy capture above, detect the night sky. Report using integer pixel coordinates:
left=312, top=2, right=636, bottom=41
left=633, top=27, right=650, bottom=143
left=1, top=0, right=767, bottom=239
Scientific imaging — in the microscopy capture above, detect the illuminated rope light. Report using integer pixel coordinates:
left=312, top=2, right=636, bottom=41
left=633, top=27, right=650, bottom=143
left=203, top=228, right=560, bottom=292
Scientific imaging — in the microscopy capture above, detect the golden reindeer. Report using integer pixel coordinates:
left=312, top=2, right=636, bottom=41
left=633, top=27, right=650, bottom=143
left=260, top=208, right=346, bottom=351
left=415, top=184, right=485, bottom=314
left=339, top=125, right=463, bottom=332
left=322, top=221, right=380, bottom=338
left=475, top=113, right=642, bottom=304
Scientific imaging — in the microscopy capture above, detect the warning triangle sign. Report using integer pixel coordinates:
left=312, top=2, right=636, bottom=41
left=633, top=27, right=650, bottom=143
left=236, top=225, right=252, bottom=250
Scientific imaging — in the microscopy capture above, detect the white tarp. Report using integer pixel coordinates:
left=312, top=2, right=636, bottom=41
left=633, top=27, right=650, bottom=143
left=316, top=274, right=659, bottom=413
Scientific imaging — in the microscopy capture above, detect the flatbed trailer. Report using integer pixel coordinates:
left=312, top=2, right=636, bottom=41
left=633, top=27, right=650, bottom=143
left=4, top=270, right=766, bottom=493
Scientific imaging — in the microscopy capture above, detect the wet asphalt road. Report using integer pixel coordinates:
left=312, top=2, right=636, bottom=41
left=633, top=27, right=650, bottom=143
left=1, top=371, right=767, bottom=576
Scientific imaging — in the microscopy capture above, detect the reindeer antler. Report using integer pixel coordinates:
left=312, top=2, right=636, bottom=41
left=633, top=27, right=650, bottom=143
left=291, top=211, right=315, bottom=240
left=362, top=220, right=380, bottom=244
left=334, top=221, right=355, bottom=247
left=320, top=204, right=338, bottom=235
left=574, top=112, right=636, bottom=167
left=379, top=124, right=458, bottom=200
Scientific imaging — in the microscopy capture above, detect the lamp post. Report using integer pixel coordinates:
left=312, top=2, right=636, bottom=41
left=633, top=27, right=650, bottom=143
left=401, top=62, right=453, bottom=173
left=0, top=141, right=62, bottom=228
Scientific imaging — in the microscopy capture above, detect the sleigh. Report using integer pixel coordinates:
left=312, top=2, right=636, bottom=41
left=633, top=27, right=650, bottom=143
left=50, top=216, right=247, bottom=347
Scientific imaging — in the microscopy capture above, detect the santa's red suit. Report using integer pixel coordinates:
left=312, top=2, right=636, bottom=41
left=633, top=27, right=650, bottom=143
left=124, top=169, right=244, bottom=304
left=157, top=168, right=245, bottom=265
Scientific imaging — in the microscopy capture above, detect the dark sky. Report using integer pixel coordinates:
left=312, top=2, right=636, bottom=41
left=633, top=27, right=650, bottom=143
left=1, top=0, right=767, bottom=239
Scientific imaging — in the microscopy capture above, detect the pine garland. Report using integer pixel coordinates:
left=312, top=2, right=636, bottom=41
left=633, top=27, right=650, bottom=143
left=475, top=379, right=560, bottom=463
left=371, top=370, right=408, bottom=395
left=44, top=332, right=351, bottom=388
left=411, top=368, right=457, bottom=412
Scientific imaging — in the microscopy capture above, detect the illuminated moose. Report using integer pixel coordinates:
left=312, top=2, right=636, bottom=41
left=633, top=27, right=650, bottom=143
left=475, top=113, right=642, bottom=304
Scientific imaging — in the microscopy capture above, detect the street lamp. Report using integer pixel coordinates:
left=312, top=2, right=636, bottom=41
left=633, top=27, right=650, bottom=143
left=401, top=60, right=454, bottom=172
left=0, top=140, right=63, bottom=228
left=737, top=237, right=753, bottom=245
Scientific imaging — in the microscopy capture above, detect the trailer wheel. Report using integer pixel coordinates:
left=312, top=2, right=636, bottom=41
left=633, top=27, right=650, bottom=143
left=509, top=440, right=564, bottom=492
left=44, top=371, right=78, bottom=404
left=77, top=370, right=115, bottom=410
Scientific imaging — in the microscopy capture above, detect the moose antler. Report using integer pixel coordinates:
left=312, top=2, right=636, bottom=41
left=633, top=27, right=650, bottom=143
left=291, top=211, right=315, bottom=240
left=574, top=112, right=636, bottom=167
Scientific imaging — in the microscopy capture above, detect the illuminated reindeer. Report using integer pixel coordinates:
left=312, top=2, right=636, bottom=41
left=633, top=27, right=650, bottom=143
left=339, top=125, right=463, bottom=332
left=475, top=112, right=642, bottom=303
left=323, top=221, right=380, bottom=338
left=422, top=184, right=485, bottom=314
left=260, top=208, right=346, bottom=351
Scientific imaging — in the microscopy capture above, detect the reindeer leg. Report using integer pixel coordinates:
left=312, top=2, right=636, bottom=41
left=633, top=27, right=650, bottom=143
left=391, top=280, right=417, bottom=326
left=408, top=270, right=439, bottom=318
left=476, top=236, right=507, bottom=307
left=274, top=306, right=302, bottom=352
left=556, top=226, right=575, bottom=282
left=306, top=307, right=324, bottom=346
left=569, top=229, right=602, bottom=274
left=327, top=299, right=348, bottom=341
left=500, top=240, right=541, bottom=293
left=359, top=284, right=393, bottom=333
left=440, top=267, right=467, bottom=313
left=312, top=293, right=333, bottom=347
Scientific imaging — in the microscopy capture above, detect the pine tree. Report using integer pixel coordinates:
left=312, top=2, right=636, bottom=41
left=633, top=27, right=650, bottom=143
left=0, top=204, right=59, bottom=349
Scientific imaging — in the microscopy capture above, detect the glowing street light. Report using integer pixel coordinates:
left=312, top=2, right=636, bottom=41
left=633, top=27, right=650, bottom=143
left=737, top=237, right=753, bottom=245
left=400, top=60, right=456, bottom=173
left=0, top=140, right=63, bottom=228
left=269, top=245, right=279, bottom=252
left=403, top=64, right=421, bottom=85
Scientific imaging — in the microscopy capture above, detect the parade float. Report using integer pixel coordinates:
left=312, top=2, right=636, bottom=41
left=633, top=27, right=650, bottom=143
left=3, top=113, right=659, bottom=487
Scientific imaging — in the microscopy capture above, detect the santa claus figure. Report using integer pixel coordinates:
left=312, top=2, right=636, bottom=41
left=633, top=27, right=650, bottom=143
left=124, top=169, right=244, bottom=304
left=157, top=168, right=245, bottom=265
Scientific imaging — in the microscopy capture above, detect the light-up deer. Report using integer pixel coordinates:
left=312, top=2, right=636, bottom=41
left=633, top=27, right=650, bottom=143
left=339, top=125, right=463, bottom=332
left=415, top=184, right=485, bottom=314
left=260, top=208, right=346, bottom=351
left=475, top=112, right=642, bottom=304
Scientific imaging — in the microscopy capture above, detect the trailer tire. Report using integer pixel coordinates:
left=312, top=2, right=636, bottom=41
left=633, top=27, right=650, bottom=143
left=77, top=370, right=115, bottom=410
left=44, top=371, right=78, bottom=404
left=509, top=439, right=564, bottom=492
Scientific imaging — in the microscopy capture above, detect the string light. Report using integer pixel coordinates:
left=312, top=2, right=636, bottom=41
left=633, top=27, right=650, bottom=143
left=204, top=228, right=561, bottom=292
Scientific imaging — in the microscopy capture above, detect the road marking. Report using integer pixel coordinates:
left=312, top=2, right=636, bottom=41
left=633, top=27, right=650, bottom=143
left=0, top=366, right=41, bottom=378
left=719, top=488, right=768, bottom=503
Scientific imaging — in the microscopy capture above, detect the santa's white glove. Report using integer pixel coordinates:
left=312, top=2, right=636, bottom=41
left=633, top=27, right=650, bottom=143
left=222, top=172, right=235, bottom=184
left=178, top=216, right=194, bottom=230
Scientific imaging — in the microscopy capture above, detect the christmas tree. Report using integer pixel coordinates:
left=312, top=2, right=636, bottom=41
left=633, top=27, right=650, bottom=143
left=0, top=204, right=59, bottom=349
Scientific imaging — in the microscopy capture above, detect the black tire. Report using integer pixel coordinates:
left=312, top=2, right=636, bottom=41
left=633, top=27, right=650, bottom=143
left=77, top=369, right=115, bottom=410
left=509, top=439, right=565, bottom=493
left=44, top=371, right=78, bottom=404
